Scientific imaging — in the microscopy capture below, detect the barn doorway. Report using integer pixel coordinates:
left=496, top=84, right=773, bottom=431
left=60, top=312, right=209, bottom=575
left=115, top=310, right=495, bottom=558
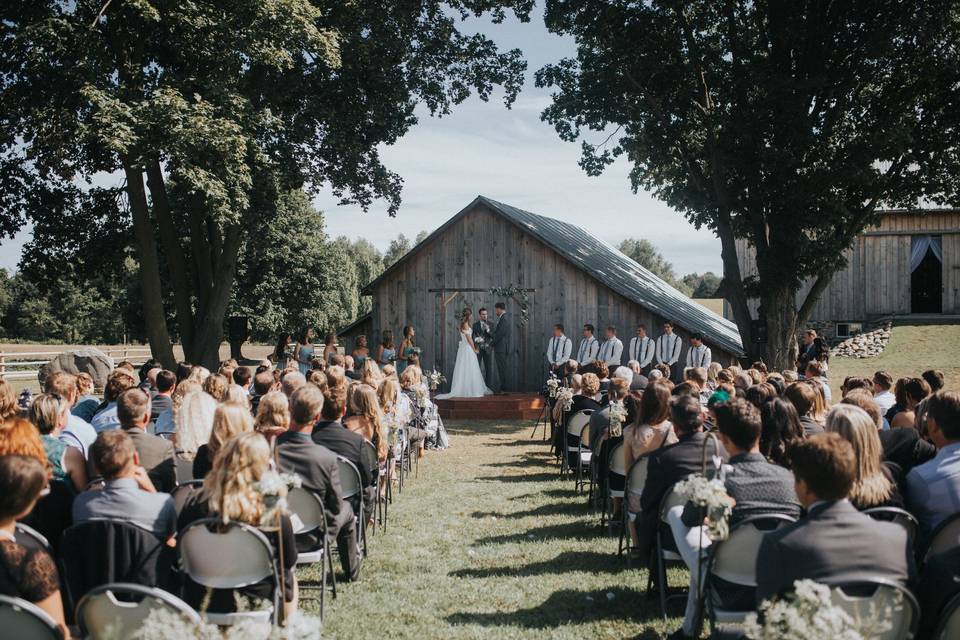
left=911, top=235, right=943, bottom=314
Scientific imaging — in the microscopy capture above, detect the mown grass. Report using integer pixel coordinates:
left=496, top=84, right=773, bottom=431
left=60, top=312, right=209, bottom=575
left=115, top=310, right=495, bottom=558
left=828, top=323, right=960, bottom=398
left=300, top=421, right=688, bottom=639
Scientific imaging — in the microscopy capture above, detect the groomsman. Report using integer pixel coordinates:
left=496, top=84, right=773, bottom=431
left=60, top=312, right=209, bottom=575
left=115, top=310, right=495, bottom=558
left=656, top=321, right=683, bottom=382
left=598, top=325, right=624, bottom=369
left=685, top=333, right=712, bottom=369
left=628, top=324, right=654, bottom=373
left=546, top=324, right=573, bottom=375
left=575, top=324, right=600, bottom=368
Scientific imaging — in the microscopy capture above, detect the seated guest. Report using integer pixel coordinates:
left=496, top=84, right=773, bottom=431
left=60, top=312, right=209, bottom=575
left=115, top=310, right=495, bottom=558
left=744, top=383, right=776, bottom=409
left=178, top=433, right=299, bottom=619
left=923, top=369, right=945, bottom=394
left=756, top=433, right=914, bottom=603
left=44, top=372, right=97, bottom=458
left=276, top=386, right=362, bottom=581
left=824, top=404, right=903, bottom=510
left=91, top=369, right=137, bottom=432
left=625, top=361, right=648, bottom=392
left=891, top=377, right=931, bottom=429
left=872, top=371, right=896, bottom=416
left=344, top=385, right=387, bottom=462
left=117, top=389, right=176, bottom=492
left=193, top=402, right=253, bottom=480
left=885, top=377, right=910, bottom=425
left=72, top=373, right=100, bottom=423
left=232, top=367, right=252, bottom=396
left=253, top=391, right=290, bottom=443
left=666, top=399, right=800, bottom=639
left=758, top=398, right=804, bottom=467
left=842, top=389, right=935, bottom=476
left=398, top=369, right=428, bottom=456
left=804, top=361, right=831, bottom=403
left=561, top=373, right=603, bottom=464
left=0, top=455, right=69, bottom=638
left=250, top=370, right=277, bottom=415
left=73, top=430, right=176, bottom=542
left=917, top=547, right=960, bottom=638
left=784, top=381, right=824, bottom=437
left=150, top=370, right=177, bottom=423
left=281, top=371, right=307, bottom=398
left=906, top=391, right=960, bottom=534
left=29, top=393, right=88, bottom=493
left=202, top=374, right=229, bottom=403
left=154, top=379, right=200, bottom=437
left=312, top=385, right=377, bottom=519
left=636, top=396, right=728, bottom=563
left=589, top=378, right=631, bottom=451
left=172, top=390, right=215, bottom=464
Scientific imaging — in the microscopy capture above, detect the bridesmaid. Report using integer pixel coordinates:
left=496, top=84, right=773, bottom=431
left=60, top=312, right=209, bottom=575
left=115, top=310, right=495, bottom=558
left=398, top=325, right=417, bottom=374
left=352, top=335, right=370, bottom=371
left=294, top=327, right=315, bottom=375
left=273, top=332, right=293, bottom=370
left=322, top=333, right=338, bottom=364
left=376, top=331, right=397, bottom=369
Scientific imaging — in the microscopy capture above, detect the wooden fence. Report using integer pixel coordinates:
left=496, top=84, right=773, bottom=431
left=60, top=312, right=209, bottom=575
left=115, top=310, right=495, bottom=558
left=0, top=347, right=153, bottom=380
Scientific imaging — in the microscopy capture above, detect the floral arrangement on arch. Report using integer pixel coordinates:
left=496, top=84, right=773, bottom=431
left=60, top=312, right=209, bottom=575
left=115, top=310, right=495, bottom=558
left=744, top=579, right=896, bottom=640
left=607, top=400, right=627, bottom=438
left=674, top=473, right=733, bottom=541
left=490, top=284, right=530, bottom=326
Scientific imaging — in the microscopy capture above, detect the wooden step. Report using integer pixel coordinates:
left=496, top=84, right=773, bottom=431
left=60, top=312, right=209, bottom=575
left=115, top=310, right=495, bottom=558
left=434, top=393, right=545, bottom=421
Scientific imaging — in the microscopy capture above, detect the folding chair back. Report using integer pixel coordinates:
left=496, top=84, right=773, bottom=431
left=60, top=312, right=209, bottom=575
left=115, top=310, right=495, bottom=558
left=624, top=455, right=649, bottom=498
left=76, top=583, right=201, bottom=639
left=566, top=410, right=593, bottom=443
left=172, top=480, right=204, bottom=515
left=935, top=591, right=960, bottom=640
left=709, top=514, right=796, bottom=586
left=14, top=523, right=52, bottom=554
left=0, top=594, right=62, bottom=640
left=658, top=485, right=687, bottom=523
left=925, top=512, right=960, bottom=561
left=826, top=578, right=919, bottom=640
left=287, top=487, right=326, bottom=535
left=863, top=506, right=919, bottom=542
left=178, top=519, right=276, bottom=590
left=337, top=456, right=363, bottom=500
left=607, top=441, right=626, bottom=477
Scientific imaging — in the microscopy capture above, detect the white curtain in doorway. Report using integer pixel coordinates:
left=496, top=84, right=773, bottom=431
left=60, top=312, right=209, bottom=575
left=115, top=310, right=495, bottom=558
left=911, top=235, right=942, bottom=273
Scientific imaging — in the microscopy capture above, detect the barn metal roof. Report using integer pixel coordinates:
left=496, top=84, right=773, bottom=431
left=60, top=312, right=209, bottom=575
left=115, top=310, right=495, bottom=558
left=363, top=195, right=745, bottom=356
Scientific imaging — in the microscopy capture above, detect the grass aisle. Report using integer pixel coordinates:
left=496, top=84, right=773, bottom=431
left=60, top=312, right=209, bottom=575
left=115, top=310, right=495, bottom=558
left=303, top=421, right=683, bottom=639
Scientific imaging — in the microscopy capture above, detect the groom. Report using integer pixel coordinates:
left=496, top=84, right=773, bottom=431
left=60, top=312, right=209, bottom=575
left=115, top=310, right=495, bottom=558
left=492, top=301, right=512, bottom=393
left=473, top=308, right=495, bottom=389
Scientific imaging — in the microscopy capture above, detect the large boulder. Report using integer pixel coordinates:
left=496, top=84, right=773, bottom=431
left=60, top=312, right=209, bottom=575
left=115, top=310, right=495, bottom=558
left=38, top=348, right=115, bottom=391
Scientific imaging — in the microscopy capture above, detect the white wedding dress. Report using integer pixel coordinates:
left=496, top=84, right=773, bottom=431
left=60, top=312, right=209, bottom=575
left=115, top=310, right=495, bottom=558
left=436, top=328, right=492, bottom=398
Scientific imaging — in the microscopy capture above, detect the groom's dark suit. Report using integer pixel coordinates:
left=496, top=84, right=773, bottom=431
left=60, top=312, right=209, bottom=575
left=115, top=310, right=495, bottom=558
left=473, top=319, right=495, bottom=389
left=492, top=311, right=512, bottom=392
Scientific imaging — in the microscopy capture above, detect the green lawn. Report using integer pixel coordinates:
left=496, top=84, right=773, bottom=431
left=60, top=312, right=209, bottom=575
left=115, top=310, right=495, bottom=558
left=828, top=323, right=960, bottom=398
left=300, top=421, right=687, bottom=639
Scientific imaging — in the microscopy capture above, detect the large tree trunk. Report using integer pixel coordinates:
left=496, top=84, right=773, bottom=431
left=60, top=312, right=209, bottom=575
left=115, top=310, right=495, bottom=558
left=759, top=284, right=798, bottom=371
left=716, top=214, right=760, bottom=363
left=123, top=161, right=178, bottom=368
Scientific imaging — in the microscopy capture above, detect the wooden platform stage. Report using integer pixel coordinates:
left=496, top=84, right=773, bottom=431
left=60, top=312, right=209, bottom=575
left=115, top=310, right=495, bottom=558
left=434, top=392, right=546, bottom=421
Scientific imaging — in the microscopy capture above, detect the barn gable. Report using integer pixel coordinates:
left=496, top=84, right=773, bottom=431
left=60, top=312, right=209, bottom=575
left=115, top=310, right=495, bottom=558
left=364, top=195, right=744, bottom=356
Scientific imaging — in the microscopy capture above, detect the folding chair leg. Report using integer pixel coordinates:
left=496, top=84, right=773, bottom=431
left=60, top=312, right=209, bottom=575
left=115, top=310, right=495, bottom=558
left=656, top=542, right=669, bottom=620
left=320, top=544, right=327, bottom=620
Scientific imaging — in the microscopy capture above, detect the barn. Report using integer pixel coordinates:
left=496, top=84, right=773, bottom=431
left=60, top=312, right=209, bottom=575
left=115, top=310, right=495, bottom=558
left=357, top=196, right=744, bottom=392
left=729, top=206, right=960, bottom=340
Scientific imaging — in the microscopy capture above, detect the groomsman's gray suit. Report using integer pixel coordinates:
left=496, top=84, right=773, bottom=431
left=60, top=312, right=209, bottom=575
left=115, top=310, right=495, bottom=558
left=492, top=311, right=512, bottom=392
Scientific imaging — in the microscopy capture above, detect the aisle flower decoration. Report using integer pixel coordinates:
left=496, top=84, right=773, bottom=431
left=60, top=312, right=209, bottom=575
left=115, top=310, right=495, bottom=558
left=124, top=605, right=323, bottom=639
left=556, top=386, right=574, bottom=412
left=744, top=579, right=895, bottom=640
left=674, top=473, right=733, bottom=541
left=425, top=369, right=446, bottom=390
left=253, top=470, right=301, bottom=529
left=546, top=375, right=560, bottom=399
left=608, top=400, right=627, bottom=438
left=415, top=386, right=428, bottom=409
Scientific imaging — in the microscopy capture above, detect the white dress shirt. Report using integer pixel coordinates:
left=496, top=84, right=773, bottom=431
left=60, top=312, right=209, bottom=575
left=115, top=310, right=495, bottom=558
left=656, top=334, right=682, bottom=366
left=685, top=344, right=712, bottom=369
left=576, top=336, right=600, bottom=364
left=547, top=335, right=573, bottom=366
left=629, top=336, right=654, bottom=368
left=598, top=337, right=624, bottom=367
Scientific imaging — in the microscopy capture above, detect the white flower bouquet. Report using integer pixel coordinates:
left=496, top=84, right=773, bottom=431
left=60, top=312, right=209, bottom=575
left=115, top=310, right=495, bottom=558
left=674, top=473, right=733, bottom=541
left=425, top=369, right=446, bottom=390
left=608, top=400, right=627, bottom=438
left=411, top=346, right=423, bottom=356
left=546, top=376, right=560, bottom=399
left=123, top=604, right=323, bottom=639
left=474, top=335, right=487, bottom=348
left=744, top=579, right=895, bottom=640
left=253, top=470, right=301, bottom=529
left=415, top=387, right=428, bottom=409
left=556, top=386, right=574, bottom=412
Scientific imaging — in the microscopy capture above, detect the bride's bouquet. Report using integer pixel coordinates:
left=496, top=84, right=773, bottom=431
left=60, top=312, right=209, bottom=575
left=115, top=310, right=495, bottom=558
left=674, top=473, right=733, bottom=541
left=608, top=400, right=627, bottom=438
left=425, top=369, right=446, bottom=390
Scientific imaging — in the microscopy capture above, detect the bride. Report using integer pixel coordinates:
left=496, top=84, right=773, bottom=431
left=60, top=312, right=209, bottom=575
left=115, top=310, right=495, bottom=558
left=436, top=308, right=492, bottom=399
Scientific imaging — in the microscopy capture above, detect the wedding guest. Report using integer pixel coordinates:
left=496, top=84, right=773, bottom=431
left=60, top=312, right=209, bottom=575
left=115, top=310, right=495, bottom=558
left=0, top=455, right=69, bottom=639
left=546, top=324, right=573, bottom=376
left=281, top=371, right=307, bottom=398
left=655, top=321, right=683, bottom=382
left=273, top=332, right=293, bottom=370
left=759, top=398, right=803, bottom=468
left=232, top=367, right=252, bottom=396
left=398, top=326, right=417, bottom=375
left=117, top=388, right=176, bottom=492
left=841, top=388, right=935, bottom=474
left=149, top=370, right=177, bottom=425
left=223, top=384, right=248, bottom=407
left=598, top=325, right=623, bottom=370
left=91, top=369, right=137, bottom=432
left=885, top=377, right=910, bottom=425
left=398, top=369, right=428, bottom=456
left=873, top=371, right=896, bottom=415
left=684, top=333, right=711, bottom=370
left=891, top=377, right=930, bottom=429
left=29, top=393, right=87, bottom=493
left=360, top=359, right=383, bottom=390
left=43, top=372, right=97, bottom=458
left=626, top=361, right=649, bottom=392
left=627, top=324, right=655, bottom=374
left=351, top=335, right=370, bottom=371
left=344, top=385, right=387, bottom=462
left=253, top=391, right=290, bottom=443
left=193, top=402, right=253, bottom=480
left=377, top=330, right=397, bottom=368
left=795, top=329, right=817, bottom=373
left=172, top=390, right=215, bottom=463
left=295, top=327, right=315, bottom=376
left=575, top=324, right=600, bottom=369
left=906, top=391, right=960, bottom=533
left=202, top=374, right=229, bottom=403
left=756, top=433, right=913, bottom=603
left=825, top=404, right=902, bottom=510
left=922, top=369, right=946, bottom=394
left=784, top=381, right=824, bottom=437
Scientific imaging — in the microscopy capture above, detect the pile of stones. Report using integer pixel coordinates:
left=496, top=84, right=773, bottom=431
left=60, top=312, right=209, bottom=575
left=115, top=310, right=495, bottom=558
left=831, top=323, right=892, bottom=359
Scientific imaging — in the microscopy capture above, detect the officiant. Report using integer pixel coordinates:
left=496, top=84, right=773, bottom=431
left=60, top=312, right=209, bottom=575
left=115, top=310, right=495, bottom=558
left=473, top=307, right=496, bottom=387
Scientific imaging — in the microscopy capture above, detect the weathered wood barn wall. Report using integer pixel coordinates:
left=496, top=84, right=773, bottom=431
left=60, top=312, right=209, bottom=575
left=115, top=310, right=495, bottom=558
left=362, top=196, right=744, bottom=392
left=729, top=208, right=960, bottom=337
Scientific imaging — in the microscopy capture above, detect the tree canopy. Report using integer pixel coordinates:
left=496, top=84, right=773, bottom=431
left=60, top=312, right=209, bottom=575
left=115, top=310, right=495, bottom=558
left=539, top=0, right=960, bottom=365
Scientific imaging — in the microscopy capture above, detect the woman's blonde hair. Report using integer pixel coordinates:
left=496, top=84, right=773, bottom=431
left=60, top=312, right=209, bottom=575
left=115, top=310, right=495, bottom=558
left=382, top=364, right=397, bottom=379
left=28, top=393, right=68, bottom=436
left=176, top=391, right=217, bottom=458
left=204, top=432, right=270, bottom=525
left=75, top=372, right=95, bottom=396
left=581, top=373, right=600, bottom=397
left=810, top=381, right=828, bottom=422
left=377, top=378, right=400, bottom=414
left=707, top=362, right=722, bottom=382
left=224, top=384, right=249, bottom=406
left=172, top=380, right=202, bottom=414
left=254, top=391, right=290, bottom=434
left=187, top=366, right=211, bottom=385
left=203, top=374, right=230, bottom=402
left=361, top=359, right=383, bottom=389
left=350, top=385, right=386, bottom=460
left=825, top=404, right=893, bottom=507
left=208, top=401, right=254, bottom=460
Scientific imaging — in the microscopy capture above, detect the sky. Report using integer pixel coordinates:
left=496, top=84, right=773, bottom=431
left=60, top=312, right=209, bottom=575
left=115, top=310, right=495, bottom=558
left=0, top=5, right=723, bottom=276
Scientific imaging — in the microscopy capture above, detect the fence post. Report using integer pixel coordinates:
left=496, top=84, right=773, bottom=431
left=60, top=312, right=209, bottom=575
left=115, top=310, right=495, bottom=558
left=0, top=354, right=5, bottom=377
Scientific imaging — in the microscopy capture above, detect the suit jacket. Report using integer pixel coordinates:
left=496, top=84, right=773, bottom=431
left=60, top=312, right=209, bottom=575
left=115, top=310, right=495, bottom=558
left=879, top=427, right=936, bottom=475
left=918, top=546, right=960, bottom=637
left=310, top=420, right=375, bottom=490
left=755, top=500, right=915, bottom=603
left=492, top=313, right=511, bottom=354
left=472, top=320, right=494, bottom=352
left=150, top=393, right=173, bottom=423
left=637, top=431, right=729, bottom=558
left=629, top=372, right=648, bottom=391
left=275, top=431, right=350, bottom=537
left=124, top=426, right=176, bottom=492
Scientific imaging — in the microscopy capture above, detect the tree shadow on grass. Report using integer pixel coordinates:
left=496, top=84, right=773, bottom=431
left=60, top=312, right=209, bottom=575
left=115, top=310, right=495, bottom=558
left=482, top=458, right=552, bottom=470
left=474, top=472, right=563, bottom=485
left=471, top=500, right=587, bottom=520
left=445, top=586, right=662, bottom=634
left=450, top=550, right=627, bottom=579
left=473, top=519, right=598, bottom=545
